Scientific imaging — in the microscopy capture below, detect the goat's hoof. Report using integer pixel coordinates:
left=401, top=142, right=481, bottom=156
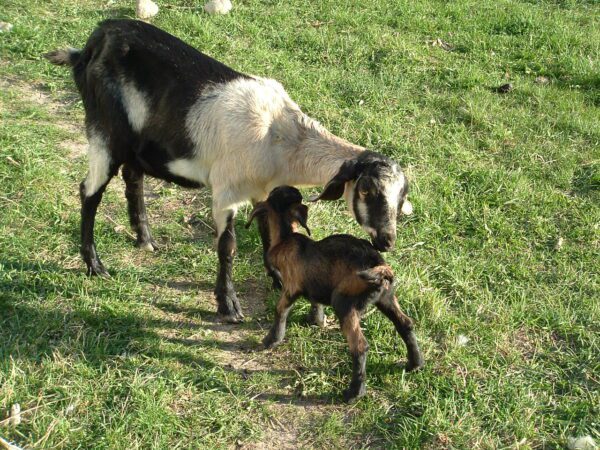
left=87, top=264, right=110, bottom=278
left=404, top=358, right=425, bottom=372
left=343, top=386, right=366, bottom=403
left=262, top=335, right=282, bottom=349
left=218, top=312, right=244, bottom=324
left=306, top=312, right=325, bottom=328
left=306, top=316, right=325, bottom=328
left=136, top=240, right=158, bottom=252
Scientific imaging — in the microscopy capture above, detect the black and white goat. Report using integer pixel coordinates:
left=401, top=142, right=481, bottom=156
left=44, top=19, right=413, bottom=323
left=247, top=186, right=423, bottom=402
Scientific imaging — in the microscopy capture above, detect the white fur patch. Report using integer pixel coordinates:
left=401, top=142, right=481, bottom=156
left=343, top=181, right=356, bottom=219
left=121, top=81, right=149, bottom=132
left=384, top=171, right=405, bottom=209
left=84, top=131, right=111, bottom=196
left=186, top=77, right=296, bottom=149
left=167, top=158, right=211, bottom=186
left=356, top=199, right=377, bottom=237
left=184, top=77, right=303, bottom=191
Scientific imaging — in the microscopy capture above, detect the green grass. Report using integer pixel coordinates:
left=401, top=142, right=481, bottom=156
left=1, top=0, right=599, bottom=448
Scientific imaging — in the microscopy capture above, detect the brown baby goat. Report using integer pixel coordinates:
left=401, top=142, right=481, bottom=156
left=246, top=186, right=424, bottom=402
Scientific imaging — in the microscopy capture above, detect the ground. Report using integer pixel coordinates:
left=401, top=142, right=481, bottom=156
left=0, top=0, right=599, bottom=448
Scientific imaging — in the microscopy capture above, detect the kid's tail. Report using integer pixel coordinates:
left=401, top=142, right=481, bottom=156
left=43, top=48, right=82, bottom=66
left=357, top=265, right=394, bottom=288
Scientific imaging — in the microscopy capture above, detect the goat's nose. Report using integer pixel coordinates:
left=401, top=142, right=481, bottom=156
left=373, top=232, right=395, bottom=252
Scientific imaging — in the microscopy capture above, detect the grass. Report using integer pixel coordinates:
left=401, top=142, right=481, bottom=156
left=1, top=0, right=599, bottom=448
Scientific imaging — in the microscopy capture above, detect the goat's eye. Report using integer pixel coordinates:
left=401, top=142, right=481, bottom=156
left=359, top=189, right=369, bottom=198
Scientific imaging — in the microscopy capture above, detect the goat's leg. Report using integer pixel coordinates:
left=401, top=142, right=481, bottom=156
left=263, top=292, right=295, bottom=348
left=337, top=307, right=369, bottom=403
left=375, top=293, right=424, bottom=371
left=79, top=135, right=118, bottom=277
left=213, top=206, right=244, bottom=323
left=306, top=303, right=325, bottom=327
left=122, top=163, right=157, bottom=251
left=255, top=212, right=282, bottom=290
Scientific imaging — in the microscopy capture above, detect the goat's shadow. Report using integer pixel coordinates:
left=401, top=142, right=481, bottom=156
left=0, top=258, right=339, bottom=407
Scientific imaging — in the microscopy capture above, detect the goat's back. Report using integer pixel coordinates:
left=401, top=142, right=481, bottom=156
left=315, top=234, right=386, bottom=270
left=73, top=19, right=243, bottom=97
left=271, top=233, right=390, bottom=303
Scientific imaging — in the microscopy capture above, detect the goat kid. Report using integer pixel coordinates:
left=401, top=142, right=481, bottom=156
left=247, top=186, right=424, bottom=402
left=44, top=19, right=413, bottom=323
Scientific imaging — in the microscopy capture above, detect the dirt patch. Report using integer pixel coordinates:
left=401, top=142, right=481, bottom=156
left=151, top=281, right=346, bottom=448
left=1, top=75, right=86, bottom=157
left=512, top=327, right=537, bottom=361
left=0, top=76, right=61, bottom=112
left=59, top=138, right=87, bottom=159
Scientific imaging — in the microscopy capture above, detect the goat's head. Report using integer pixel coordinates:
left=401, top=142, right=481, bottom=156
left=310, top=151, right=412, bottom=252
left=246, top=186, right=310, bottom=245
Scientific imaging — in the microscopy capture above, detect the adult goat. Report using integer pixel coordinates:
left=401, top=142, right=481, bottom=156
left=44, top=19, right=413, bottom=323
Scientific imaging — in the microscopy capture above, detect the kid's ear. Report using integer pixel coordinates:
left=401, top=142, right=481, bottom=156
left=291, top=204, right=310, bottom=236
left=245, top=203, right=268, bottom=229
left=309, top=159, right=358, bottom=202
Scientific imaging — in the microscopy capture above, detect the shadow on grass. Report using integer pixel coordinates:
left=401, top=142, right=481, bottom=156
left=0, top=258, right=338, bottom=407
left=552, top=73, right=600, bottom=107
left=571, top=161, right=600, bottom=198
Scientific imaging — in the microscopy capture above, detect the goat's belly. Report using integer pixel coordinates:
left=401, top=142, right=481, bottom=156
left=135, top=141, right=205, bottom=188
left=304, top=285, right=334, bottom=306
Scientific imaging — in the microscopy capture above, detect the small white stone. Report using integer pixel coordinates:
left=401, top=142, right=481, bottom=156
left=555, top=237, right=564, bottom=251
left=567, top=436, right=597, bottom=450
left=9, top=403, right=21, bottom=426
left=457, top=335, right=470, bottom=346
left=401, top=200, right=413, bottom=216
left=0, top=21, right=14, bottom=33
left=136, top=0, right=159, bottom=20
left=204, top=0, right=232, bottom=15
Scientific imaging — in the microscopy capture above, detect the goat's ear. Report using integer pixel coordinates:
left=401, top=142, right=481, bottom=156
left=309, top=159, right=358, bottom=202
left=291, top=204, right=311, bottom=236
left=245, top=203, right=268, bottom=229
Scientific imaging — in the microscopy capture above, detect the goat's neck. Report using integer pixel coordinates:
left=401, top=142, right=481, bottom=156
left=267, top=216, right=296, bottom=250
left=288, top=119, right=364, bottom=186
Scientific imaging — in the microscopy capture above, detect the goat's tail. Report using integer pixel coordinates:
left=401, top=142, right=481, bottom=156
left=43, top=48, right=82, bottom=67
left=357, top=265, right=394, bottom=288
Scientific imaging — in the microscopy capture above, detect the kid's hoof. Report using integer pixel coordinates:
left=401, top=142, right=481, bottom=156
left=306, top=306, right=325, bottom=327
left=262, top=335, right=282, bottom=349
left=343, top=385, right=366, bottom=403
left=306, top=314, right=325, bottom=328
